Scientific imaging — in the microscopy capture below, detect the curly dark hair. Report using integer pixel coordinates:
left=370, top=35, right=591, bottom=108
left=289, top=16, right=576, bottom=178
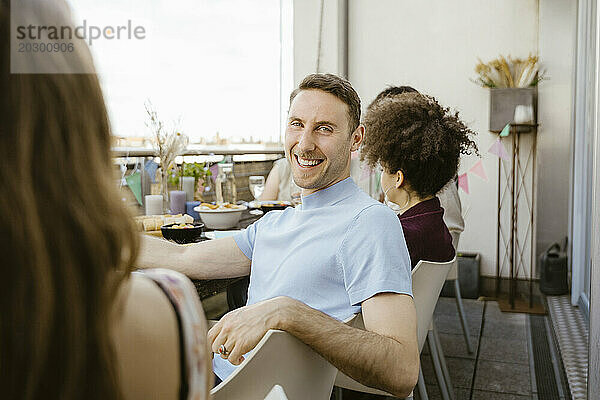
left=372, top=85, right=418, bottom=103
left=361, top=91, right=478, bottom=198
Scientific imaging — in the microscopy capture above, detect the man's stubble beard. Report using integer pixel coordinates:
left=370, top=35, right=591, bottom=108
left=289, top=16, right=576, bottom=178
left=292, top=152, right=351, bottom=191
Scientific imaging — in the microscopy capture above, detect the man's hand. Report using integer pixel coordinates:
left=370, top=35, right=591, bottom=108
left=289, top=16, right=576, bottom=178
left=207, top=297, right=286, bottom=365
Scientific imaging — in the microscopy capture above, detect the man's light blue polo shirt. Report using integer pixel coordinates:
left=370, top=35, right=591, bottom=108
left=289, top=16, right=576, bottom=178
left=213, top=177, right=412, bottom=379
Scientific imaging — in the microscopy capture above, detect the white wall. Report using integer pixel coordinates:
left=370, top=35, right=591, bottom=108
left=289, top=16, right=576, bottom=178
left=293, top=0, right=576, bottom=277
left=293, top=0, right=346, bottom=82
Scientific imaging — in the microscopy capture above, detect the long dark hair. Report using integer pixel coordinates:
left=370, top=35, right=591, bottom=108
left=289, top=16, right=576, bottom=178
left=0, top=0, right=138, bottom=398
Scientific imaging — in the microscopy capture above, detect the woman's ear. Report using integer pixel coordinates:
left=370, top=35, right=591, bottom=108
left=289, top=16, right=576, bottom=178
left=395, top=171, right=404, bottom=188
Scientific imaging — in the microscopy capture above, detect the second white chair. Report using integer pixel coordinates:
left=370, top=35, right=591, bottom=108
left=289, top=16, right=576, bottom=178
left=447, top=232, right=473, bottom=354
left=333, top=258, right=455, bottom=399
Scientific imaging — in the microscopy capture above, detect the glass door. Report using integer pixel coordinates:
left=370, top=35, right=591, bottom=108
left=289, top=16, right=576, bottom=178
left=570, top=0, right=596, bottom=317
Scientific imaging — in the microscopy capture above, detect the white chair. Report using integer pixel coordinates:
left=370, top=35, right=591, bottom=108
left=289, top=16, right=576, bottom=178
left=446, top=232, right=473, bottom=354
left=333, top=258, right=454, bottom=399
left=264, top=385, right=289, bottom=400
left=425, top=321, right=453, bottom=400
left=439, top=181, right=473, bottom=353
left=211, top=328, right=338, bottom=400
left=423, top=232, right=469, bottom=400
left=418, top=233, right=473, bottom=400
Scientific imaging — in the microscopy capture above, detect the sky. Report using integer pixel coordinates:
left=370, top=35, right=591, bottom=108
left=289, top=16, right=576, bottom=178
left=66, top=0, right=291, bottom=143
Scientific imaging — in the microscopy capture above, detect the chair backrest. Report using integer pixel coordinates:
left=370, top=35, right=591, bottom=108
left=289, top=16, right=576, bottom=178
left=333, top=258, right=454, bottom=395
left=264, top=385, right=289, bottom=400
left=446, top=231, right=461, bottom=281
left=211, top=329, right=337, bottom=400
left=413, top=258, right=454, bottom=351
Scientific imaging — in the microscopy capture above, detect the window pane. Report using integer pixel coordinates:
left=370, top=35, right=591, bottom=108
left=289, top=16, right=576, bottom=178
left=66, top=0, right=291, bottom=145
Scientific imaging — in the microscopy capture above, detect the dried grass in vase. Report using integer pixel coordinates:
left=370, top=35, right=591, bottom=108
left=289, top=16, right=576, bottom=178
left=473, top=54, right=545, bottom=88
left=145, top=101, right=188, bottom=211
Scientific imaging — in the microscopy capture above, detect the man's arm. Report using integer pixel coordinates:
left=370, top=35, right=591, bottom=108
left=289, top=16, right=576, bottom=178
left=208, top=292, right=419, bottom=398
left=259, top=162, right=280, bottom=201
left=136, top=235, right=251, bottom=279
left=283, top=293, right=419, bottom=397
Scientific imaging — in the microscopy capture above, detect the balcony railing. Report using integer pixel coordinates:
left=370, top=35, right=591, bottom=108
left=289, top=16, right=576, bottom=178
left=113, top=146, right=285, bottom=213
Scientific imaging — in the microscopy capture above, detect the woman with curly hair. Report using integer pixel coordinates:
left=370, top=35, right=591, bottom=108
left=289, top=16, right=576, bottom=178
left=361, top=87, right=478, bottom=268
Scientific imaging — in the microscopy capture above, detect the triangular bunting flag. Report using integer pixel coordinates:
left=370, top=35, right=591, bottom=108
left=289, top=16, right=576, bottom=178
left=458, top=173, right=469, bottom=194
left=488, top=138, right=510, bottom=161
left=500, top=123, right=510, bottom=137
left=469, top=160, right=488, bottom=181
left=125, top=171, right=143, bottom=205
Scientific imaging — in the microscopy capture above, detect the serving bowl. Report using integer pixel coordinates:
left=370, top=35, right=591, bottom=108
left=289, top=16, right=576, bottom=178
left=160, top=222, right=205, bottom=244
left=194, top=205, right=247, bottom=229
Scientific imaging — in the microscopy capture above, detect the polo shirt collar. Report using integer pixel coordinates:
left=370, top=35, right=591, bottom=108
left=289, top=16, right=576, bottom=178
left=301, top=177, right=356, bottom=210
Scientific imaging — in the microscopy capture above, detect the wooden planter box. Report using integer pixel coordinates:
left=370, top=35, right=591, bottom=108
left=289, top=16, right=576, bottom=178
left=489, top=87, right=537, bottom=132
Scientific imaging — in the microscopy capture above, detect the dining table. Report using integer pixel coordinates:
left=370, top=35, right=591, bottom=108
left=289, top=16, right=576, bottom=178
left=190, top=208, right=259, bottom=301
left=142, top=206, right=277, bottom=304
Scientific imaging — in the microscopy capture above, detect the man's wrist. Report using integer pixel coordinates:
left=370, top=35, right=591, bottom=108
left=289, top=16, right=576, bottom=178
left=271, top=296, right=303, bottom=331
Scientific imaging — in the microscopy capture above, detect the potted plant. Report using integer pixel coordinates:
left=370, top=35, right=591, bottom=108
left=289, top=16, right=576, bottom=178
left=473, top=55, right=544, bottom=132
left=168, top=162, right=213, bottom=201
left=183, top=162, right=213, bottom=201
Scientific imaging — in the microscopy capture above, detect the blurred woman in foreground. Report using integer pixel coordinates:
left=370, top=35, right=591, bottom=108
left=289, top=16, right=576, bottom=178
left=0, top=1, right=210, bottom=399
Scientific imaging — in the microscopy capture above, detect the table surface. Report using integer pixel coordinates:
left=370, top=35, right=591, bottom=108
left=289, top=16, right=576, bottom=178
left=190, top=209, right=259, bottom=299
left=192, top=276, right=246, bottom=300
left=141, top=209, right=267, bottom=299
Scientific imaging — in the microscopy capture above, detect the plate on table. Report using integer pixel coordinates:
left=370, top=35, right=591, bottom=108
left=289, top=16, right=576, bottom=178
left=247, top=200, right=262, bottom=209
left=260, top=201, right=292, bottom=213
left=204, top=230, right=244, bottom=240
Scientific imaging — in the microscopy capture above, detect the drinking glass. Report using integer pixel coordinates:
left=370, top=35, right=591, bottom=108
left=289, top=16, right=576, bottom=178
left=248, top=175, right=265, bottom=214
left=291, top=191, right=302, bottom=207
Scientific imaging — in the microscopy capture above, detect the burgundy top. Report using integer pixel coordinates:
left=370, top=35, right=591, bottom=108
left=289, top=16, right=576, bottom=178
left=398, top=197, right=455, bottom=269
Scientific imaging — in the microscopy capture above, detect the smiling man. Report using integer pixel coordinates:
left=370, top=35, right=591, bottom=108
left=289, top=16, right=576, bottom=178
left=286, top=86, right=359, bottom=192
left=137, top=74, right=419, bottom=397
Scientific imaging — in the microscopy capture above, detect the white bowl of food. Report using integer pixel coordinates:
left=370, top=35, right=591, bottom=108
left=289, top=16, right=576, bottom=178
left=194, top=203, right=247, bottom=229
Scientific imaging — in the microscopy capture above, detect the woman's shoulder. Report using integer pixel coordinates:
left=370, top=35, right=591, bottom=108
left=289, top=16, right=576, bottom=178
left=122, top=269, right=212, bottom=400
left=112, top=272, right=181, bottom=400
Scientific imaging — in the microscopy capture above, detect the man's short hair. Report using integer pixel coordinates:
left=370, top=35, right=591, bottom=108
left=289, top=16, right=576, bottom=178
left=290, top=73, right=361, bottom=133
